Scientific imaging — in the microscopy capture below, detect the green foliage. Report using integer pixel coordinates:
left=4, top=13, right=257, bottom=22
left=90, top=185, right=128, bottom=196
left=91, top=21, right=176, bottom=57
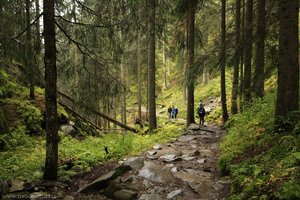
left=17, top=101, right=43, bottom=135
left=57, top=105, right=69, bottom=124
left=0, top=70, right=16, bottom=98
left=0, top=123, right=182, bottom=181
left=0, top=107, right=8, bottom=134
left=219, top=91, right=300, bottom=199
left=3, top=99, right=43, bottom=135
left=274, top=111, right=300, bottom=134
left=275, top=181, right=300, bottom=200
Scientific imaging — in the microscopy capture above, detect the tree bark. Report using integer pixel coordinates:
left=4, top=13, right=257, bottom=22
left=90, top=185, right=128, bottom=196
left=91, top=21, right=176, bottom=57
left=148, top=0, right=157, bottom=132
left=35, top=0, right=41, bottom=52
left=239, top=0, right=245, bottom=112
left=243, top=0, right=253, bottom=103
left=231, top=0, right=241, bottom=115
left=186, top=0, right=196, bottom=126
left=137, top=25, right=142, bottom=120
left=120, top=59, right=127, bottom=126
left=26, top=0, right=35, bottom=100
left=43, top=0, right=58, bottom=181
left=221, top=0, right=229, bottom=123
left=162, top=38, right=167, bottom=90
left=253, top=0, right=266, bottom=98
left=275, top=0, right=299, bottom=117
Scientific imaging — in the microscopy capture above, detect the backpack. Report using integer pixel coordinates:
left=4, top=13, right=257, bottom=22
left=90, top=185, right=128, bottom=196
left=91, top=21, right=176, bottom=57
left=197, top=106, right=205, bottom=115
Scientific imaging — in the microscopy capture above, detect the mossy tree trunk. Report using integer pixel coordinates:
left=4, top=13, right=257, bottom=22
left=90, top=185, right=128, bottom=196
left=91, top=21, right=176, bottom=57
left=253, top=0, right=266, bottom=98
left=25, top=0, right=35, bottom=100
left=231, top=0, right=241, bottom=115
left=221, top=0, right=229, bottom=123
left=43, top=0, right=58, bottom=181
left=186, top=0, right=196, bottom=126
left=243, top=0, right=253, bottom=103
left=148, top=0, right=157, bottom=132
left=275, top=0, right=299, bottom=117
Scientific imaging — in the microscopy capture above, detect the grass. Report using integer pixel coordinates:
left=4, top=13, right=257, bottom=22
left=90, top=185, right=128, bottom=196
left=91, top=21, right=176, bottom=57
left=0, top=123, right=183, bottom=182
left=218, top=90, right=300, bottom=199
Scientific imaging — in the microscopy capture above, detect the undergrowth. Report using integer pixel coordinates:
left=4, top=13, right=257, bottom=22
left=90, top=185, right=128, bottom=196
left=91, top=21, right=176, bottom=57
left=0, top=123, right=183, bottom=182
left=218, top=91, right=300, bottom=199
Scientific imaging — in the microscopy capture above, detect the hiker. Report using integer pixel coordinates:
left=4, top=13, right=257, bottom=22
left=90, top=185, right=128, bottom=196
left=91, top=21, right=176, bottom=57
left=167, top=106, right=173, bottom=119
left=171, top=106, right=175, bottom=118
left=173, top=106, right=178, bottom=118
left=197, top=103, right=206, bottom=125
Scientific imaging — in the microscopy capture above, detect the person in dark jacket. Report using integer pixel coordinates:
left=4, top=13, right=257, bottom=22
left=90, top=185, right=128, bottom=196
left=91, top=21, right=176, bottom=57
left=197, top=103, right=206, bottom=125
left=167, top=106, right=173, bottom=119
left=173, top=107, right=178, bottom=118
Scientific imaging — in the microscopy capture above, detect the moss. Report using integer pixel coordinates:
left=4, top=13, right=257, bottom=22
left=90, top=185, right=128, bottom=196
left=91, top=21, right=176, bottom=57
left=219, top=91, right=300, bottom=199
left=58, top=105, right=69, bottom=124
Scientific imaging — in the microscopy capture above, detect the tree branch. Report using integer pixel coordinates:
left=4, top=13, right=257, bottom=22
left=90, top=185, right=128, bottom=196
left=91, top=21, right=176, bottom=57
left=11, top=12, right=43, bottom=40
left=55, top=15, right=121, bottom=28
left=55, top=21, right=121, bottom=86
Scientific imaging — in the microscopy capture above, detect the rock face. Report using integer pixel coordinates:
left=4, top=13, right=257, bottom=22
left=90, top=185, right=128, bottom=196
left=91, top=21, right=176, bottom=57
left=69, top=124, right=230, bottom=199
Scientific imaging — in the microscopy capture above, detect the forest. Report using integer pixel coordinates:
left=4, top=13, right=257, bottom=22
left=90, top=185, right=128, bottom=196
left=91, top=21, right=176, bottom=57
left=0, top=0, right=299, bottom=199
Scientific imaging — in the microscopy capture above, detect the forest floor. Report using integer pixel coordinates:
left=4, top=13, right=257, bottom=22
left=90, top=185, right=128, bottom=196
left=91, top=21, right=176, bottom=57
left=4, top=123, right=230, bottom=200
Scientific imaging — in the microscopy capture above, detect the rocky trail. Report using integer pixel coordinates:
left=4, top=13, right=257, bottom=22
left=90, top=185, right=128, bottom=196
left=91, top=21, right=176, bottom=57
left=16, top=123, right=230, bottom=200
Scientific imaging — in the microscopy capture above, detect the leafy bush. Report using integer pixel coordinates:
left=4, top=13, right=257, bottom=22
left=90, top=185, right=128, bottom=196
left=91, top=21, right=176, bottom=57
left=0, top=123, right=182, bottom=181
left=0, top=70, right=15, bottom=98
left=17, top=101, right=43, bottom=135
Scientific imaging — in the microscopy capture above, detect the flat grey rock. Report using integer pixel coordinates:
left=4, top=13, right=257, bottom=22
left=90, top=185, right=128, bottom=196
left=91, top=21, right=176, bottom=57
left=167, top=189, right=183, bottom=199
left=197, top=159, right=206, bottom=164
left=159, top=154, right=179, bottom=162
left=177, top=135, right=196, bottom=143
left=78, top=165, right=132, bottom=193
left=113, top=189, right=138, bottom=200
left=123, top=157, right=144, bottom=170
left=153, top=144, right=163, bottom=150
left=139, top=161, right=175, bottom=183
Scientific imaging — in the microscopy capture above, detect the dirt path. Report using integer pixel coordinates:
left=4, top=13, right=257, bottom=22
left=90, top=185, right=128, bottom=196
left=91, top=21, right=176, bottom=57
left=3, top=123, right=229, bottom=200
left=50, top=123, right=231, bottom=200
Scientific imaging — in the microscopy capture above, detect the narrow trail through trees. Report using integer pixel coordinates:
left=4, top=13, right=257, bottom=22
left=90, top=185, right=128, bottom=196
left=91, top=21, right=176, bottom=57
left=45, top=123, right=230, bottom=200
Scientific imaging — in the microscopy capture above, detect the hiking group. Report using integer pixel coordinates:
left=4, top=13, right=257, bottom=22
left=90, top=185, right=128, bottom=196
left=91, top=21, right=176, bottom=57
left=168, top=106, right=178, bottom=119
left=167, top=101, right=206, bottom=125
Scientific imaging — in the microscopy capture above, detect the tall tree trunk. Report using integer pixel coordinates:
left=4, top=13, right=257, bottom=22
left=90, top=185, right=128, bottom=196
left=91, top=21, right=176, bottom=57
left=243, top=0, right=253, bottom=103
left=183, top=48, right=187, bottom=102
left=34, top=0, right=41, bottom=85
left=186, top=0, right=196, bottom=125
left=221, top=0, right=229, bottom=123
left=162, top=38, right=167, bottom=90
left=137, top=26, right=142, bottom=119
left=35, top=0, right=41, bottom=52
left=148, top=0, right=157, bottom=132
left=231, top=0, right=241, bottom=114
left=120, top=59, right=127, bottom=126
left=26, top=0, right=35, bottom=99
left=43, top=0, right=58, bottom=181
left=253, top=0, right=266, bottom=98
left=113, top=98, right=117, bottom=129
left=275, top=0, right=299, bottom=117
left=239, top=0, right=245, bottom=112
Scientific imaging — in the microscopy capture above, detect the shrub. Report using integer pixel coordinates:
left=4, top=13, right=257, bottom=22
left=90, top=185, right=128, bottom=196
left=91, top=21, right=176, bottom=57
left=17, top=101, right=43, bottom=135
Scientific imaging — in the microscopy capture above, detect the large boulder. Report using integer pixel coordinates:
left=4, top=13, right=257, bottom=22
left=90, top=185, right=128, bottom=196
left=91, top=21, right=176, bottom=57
left=60, top=125, right=77, bottom=137
left=123, top=157, right=144, bottom=170
left=78, top=165, right=132, bottom=193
